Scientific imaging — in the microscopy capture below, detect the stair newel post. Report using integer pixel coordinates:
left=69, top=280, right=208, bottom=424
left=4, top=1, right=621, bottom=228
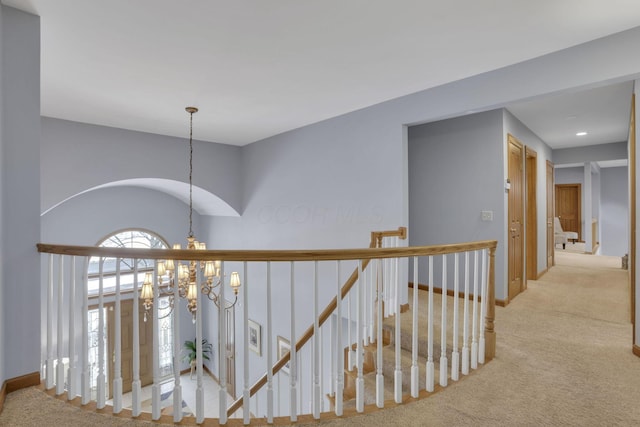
left=242, top=262, right=251, bottom=424
left=439, top=254, right=448, bottom=387
left=451, top=253, right=460, bottom=381
left=266, top=261, right=274, bottom=423
left=478, top=249, right=487, bottom=364
left=97, top=257, right=106, bottom=409
left=68, top=256, right=77, bottom=401
left=376, top=258, right=385, bottom=408
left=132, top=261, right=142, bottom=416
left=81, top=257, right=90, bottom=405
left=461, top=252, right=470, bottom=376
left=173, top=256, right=183, bottom=424
left=46, top=254, right=54, bottom=390
left=356, top=260, right=365, bottom=412
left=289, top=261, right=298, bottom=422
left=151, top=260, right=161, bottom=421
left=56, top=255, right=65, bottom=395
left=195, top=265, right=204, bottom=424
left=113, top=260, right=122, bottom=413
left=312, top=261, right=320, bottom=419
left=484, top=246, right=496, bottom=361
left=335, top=261, right=344, bottom=416
left=410, top=256, right=419, bottom=398
left=426, top=256, right=435, bottom=392
left=394, top=255, right=402, bottom=403
left=471, top=251, right=479, bottom=370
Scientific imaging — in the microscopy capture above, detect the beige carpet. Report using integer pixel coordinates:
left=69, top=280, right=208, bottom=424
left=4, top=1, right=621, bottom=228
left=2, top=251, right=639, bottom=426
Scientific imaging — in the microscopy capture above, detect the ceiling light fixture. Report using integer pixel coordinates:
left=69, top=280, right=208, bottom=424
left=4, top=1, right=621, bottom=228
left=576, top=131, right=588, bottom=136
left=140, top=107, right=241, bottom=322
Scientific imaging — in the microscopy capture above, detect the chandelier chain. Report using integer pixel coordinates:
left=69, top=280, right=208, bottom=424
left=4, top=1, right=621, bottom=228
left=188, top=109, right=194, bottom=238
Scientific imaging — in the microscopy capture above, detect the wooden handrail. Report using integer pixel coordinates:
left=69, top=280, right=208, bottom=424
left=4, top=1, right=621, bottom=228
left=36, top=240, right=495, bottom=263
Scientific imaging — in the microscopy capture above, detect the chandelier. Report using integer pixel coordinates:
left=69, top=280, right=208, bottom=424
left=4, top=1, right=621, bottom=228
left=140, top=107, right=241, bottom=322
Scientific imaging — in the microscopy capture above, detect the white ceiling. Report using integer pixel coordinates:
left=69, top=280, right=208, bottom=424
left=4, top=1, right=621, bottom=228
left=3, top=0, right=640, bottom=146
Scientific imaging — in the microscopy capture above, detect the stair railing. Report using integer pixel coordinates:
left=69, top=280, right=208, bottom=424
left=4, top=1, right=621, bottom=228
left=37, top=231, right=496, bottom=425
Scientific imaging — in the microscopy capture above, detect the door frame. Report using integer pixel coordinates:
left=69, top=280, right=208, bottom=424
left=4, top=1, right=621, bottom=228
left=546, top=160, right=555, bottom=269
left=555, top=183, right=582, bottom=241
left=525, top=146, right=538, bottom=282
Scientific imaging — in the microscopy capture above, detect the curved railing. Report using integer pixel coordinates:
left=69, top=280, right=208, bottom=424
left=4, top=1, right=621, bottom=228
left=37, top=232, right=496, bottom=424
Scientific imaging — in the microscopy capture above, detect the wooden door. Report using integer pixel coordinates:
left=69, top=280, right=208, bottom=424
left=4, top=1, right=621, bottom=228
left=225, top=306, right=236, bottom=398
left=525, top=147, right=537, bottom=282
left=107, top=299, right=153, bottom=397
left=508, top=134, right=524, bottom=301
left=555, top=184, right=581, bottom=240
left=546, top=160, right=555, bottom=268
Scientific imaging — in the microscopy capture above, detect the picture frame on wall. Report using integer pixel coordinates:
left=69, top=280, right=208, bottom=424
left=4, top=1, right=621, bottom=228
left=277, top=335, right=291, bottom=375
left=248, top=319, right=261, bottom=356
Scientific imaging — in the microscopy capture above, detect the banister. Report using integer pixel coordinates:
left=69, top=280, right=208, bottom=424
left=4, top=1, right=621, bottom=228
left=36, top=240, right=495, bottom=262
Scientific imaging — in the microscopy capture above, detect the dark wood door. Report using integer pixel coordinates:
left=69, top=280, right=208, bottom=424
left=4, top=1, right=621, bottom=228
left=555, top=184, right=581, bottom=241
left=546, top=161, right=555, bottom=268
left=508, top=135, right=524, bottom=301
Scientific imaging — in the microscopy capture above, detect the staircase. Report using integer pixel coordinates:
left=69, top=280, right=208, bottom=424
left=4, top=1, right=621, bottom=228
left=335, top=286, right=480, bottom=408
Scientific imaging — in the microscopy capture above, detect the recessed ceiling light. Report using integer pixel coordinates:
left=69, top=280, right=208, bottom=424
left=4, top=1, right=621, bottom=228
left=576, top=131, right=588, bottom=136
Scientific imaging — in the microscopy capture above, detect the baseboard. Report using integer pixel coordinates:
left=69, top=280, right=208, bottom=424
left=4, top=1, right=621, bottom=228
left=495, top=299, right=508, bottom=307
left=633, top=344, right=640, bottom=358
left=0, top=371, right=40, bottom=414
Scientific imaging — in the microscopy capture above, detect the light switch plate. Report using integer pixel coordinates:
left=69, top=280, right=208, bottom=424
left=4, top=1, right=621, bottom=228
left=481, top=210, right=493, bottom=221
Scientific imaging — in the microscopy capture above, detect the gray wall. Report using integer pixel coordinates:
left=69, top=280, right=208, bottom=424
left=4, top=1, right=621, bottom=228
left=553, top=142, right=627, bottom=165
left=41, top=117, right=243, bottom=215
left=408, top=110, right=505, bottom=297
left=0, top=3, right=4, bottom=387
left=600, top=166, right=628, bottom=256
left=2, top=6, right=40, bottom=380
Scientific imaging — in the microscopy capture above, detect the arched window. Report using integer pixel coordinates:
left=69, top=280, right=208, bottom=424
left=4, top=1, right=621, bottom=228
left=87, top=229, right=168, bottom=295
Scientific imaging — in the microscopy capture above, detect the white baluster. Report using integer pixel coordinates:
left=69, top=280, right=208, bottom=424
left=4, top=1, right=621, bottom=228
left=68, top=257, right=77, bottom=401
left=243, top=262, right=250, bottom=425
left=471, top=251, right=479, bottom=370
left=97, top=258, right=105, bottom=409
left=410, top=256, right=419, bottom=398
left=369, top=260, right=375, bottom=345
left=335, top=262, right=343, bottom=417
left=312, top=261, right=320, bottom=419
left=363, top=259, right=369, bottom=346
left=394, top=255, right=402, bottom=403
left=461, top=252, right=470, bottom=376
left=81, top=257, right=90, bottom=405
left=356, top=260, right=364, bottom=412
left=113, top=260, right=122, bottom=413
left=451, top=253, right=460, bottom=382
left=46, top=254, right=54, bottom=390
left=131, top=261, right=142, bottom=416
left=195, top=266, right=204, bottom=424
left=347, top=289, right=353, bottom=371
left=320, top=323, right=325, bottom=413
left=426, top=256, right=434, bottom=392
left=376, top=259, right=384, bottom=408
left=219, top=262, right=228, bottom=425
left=290, top=262, right=298, bottom=421
left=56, top=255, right=65, bottom=395
left=151, top=263, right=161, bottom=421
left=173, top=257, right=183, bottom=423
left=479, top=249, right=488, bottom=365
left=440, top=255, right=448, bottom=387
left=267, top=262, right=274, bottom=423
